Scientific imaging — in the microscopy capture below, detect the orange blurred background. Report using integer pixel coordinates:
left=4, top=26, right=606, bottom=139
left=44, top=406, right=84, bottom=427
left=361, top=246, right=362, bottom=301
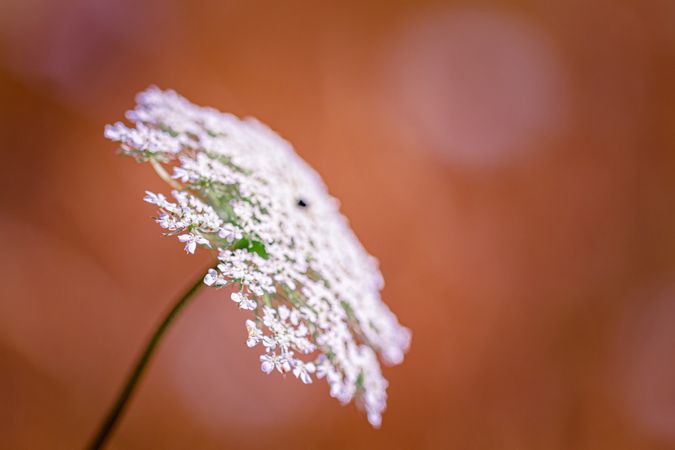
left=2, top=0, right=675, bottom=449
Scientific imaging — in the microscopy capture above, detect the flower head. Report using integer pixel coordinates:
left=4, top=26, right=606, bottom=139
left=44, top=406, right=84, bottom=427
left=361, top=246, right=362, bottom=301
left=105, top=86, right=411, bottom=427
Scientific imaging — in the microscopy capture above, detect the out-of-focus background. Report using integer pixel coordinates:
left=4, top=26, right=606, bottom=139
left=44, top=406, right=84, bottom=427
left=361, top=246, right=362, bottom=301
left=1, top=0, right=675, bottom=449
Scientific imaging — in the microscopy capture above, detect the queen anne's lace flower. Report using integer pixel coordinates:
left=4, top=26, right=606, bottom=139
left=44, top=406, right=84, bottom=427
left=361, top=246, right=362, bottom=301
left=105, top=86, right=411, bottom=427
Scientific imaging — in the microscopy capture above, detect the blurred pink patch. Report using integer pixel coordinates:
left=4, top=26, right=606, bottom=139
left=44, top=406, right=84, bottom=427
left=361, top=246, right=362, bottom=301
left=614, top=283, right=675, bottom=443
left=0, top=0, right=176, bottom=108
left=384, top=8, right=569, bottom=168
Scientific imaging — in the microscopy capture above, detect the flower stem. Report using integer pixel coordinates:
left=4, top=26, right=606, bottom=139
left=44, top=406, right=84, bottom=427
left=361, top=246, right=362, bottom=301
left=86, top=270, right=208, bottom=450
left=150, top=158, right=182, bottom=190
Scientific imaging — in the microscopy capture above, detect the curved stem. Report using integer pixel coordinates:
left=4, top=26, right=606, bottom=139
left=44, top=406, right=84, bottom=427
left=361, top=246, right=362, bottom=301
left=150, top=159, right=182, bottom=190
left=87, top=270, right=208, bottom=450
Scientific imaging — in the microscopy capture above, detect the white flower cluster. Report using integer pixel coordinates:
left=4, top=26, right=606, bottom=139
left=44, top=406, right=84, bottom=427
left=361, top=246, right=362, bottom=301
left=105, top=87, right=411, bottom=427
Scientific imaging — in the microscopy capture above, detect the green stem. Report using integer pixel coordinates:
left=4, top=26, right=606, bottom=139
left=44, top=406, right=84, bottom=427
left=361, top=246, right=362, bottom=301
left=86, top=270, right=208, bottom=450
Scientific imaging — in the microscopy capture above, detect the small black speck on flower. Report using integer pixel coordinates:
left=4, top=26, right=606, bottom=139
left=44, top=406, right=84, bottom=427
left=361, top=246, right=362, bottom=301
left=297, top=198, right=308, bottom=208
